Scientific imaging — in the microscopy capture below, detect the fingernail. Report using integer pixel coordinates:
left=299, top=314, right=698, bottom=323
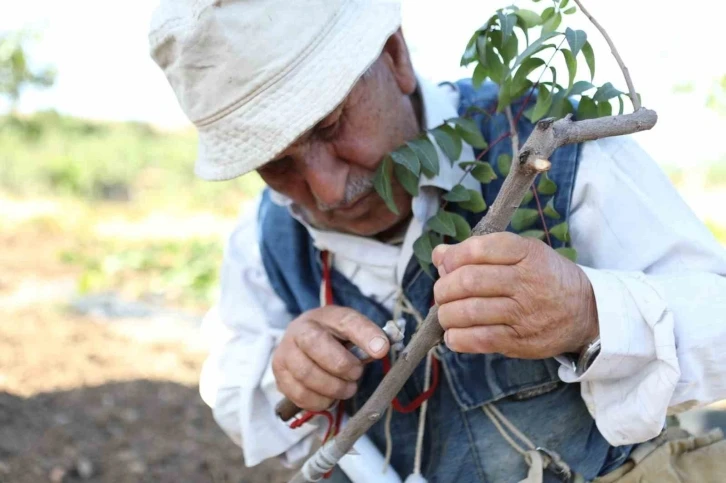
left=432, top=244, right=450, bottom=266
left=369, top=336, right=386, bottom=354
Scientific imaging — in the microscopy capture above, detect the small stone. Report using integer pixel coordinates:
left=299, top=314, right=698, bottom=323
left=0, top=461, right=10, bottom=474
left=76, top=457, right=94, bottom=479
left=129, top=461, right=146, bottom=474
left=120, top=408, right=139, bottom=423
left=49, top=466, right=67, bottom=483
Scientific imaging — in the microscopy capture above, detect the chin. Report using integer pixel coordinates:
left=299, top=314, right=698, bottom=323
left=334, top=205, right=410, bottom=237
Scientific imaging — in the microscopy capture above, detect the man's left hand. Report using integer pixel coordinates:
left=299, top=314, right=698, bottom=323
left=432, top=232, right=599, bottom=359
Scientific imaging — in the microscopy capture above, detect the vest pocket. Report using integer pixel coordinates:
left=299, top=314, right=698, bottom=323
left=440, top=351, right=562, bottom=411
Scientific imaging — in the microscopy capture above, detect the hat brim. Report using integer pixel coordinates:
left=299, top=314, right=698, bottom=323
left=193, top=2, right=402, bottom=181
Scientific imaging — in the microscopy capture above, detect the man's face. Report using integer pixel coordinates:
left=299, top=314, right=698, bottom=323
left=256, top=33, right=420, bottom=237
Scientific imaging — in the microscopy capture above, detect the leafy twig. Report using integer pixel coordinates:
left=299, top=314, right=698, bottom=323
left=572, top=0, right=640, bottom=110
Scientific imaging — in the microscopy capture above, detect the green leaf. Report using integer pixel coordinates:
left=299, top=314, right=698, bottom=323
left=450, top=212, right=472, bottom=242
left=497, top=78, right=514, bottom=113
left=484, top=42, right=505, bottom=84
left=520, top=229, right=546, bottom=240
left=514, top=9, right=542, bottom=28
left=581, top=41, right=595, bottom=81
left=497, top=153, right=512, bottom=177
left=458, top=189, right=487, bottom=213
left=530, top=84, right=553, bottom=122
left=550, top=222, right=571, bottom=242
left=549, top=66, right=557, bottom=91
left=565, top=28, right=587, bottom=57
left=427, top=209, right=457, bottom=237
left=521, top=189, right=534, bottom=205
left=476, top=34, right=489, bottom=65
left=442, top=184, right=471, bottom=202
left=577, top=95, right=598, bottom=120
left=597, top=99, right=612, bottom=117
left=569, top=80, right=594, bottom=97
left=459, top=161, right=497, bottom=184
left=497, top=11, right=517, bottom=43
left=555, top=247, right=578, bottom=262
left=473, top=63, right=488, bottom=89
left=542, top=12, right=562, bottom=34
left=563, top=6, right=576, bottom=14
left=460, top=32, right=479, bottom=66
left=413, top=232, right=434, bottom=264
left=472, top=162, right=498, bottom=184
left=541, top=6, right=555, bottom=21
left=431, top=125, right=462, bottom=163
left=393, top=162, right=419, bottom=196
left=537, top=173, right=557, bottom=195
left=373, top=156, right=399, bottom=215
left=512, top=57, right=545, bottom=95
left=449, top=117, right=488, bottom=149
left=407, top=137, right=439, bottom=178
left=512, top=31, right=560, bottom=70
left=511, top=208, right=539, bottom=231
left=561, top=48, right=576, bottom=89
left=618, top=95, right=625, bottom=115
left=544, top=197, right=561, bottom=219
left=514, top=15, right=531, bottom=47
left=593, top=82, right=622, bottom=102
left=499, top=32, right=519, bottom=65
left=549, top=93, right=575, bottom=118
left=560, top=0, right=571, bottom=8
left=390, top=145, right=420, bottom=176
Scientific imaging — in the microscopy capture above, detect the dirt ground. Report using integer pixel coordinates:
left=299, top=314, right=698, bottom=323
left=0, top=220, right=293, bottom=483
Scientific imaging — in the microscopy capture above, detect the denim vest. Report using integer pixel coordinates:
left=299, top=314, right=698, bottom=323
left=257, top=79, right=632, bottom=482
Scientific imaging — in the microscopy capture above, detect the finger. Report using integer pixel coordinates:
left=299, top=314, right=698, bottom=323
left=309, top=306, right=390, bottom=359
left=286, top=349, right=357, bottom=400
left=434, top=232, right=530, bottom=275
left=444, top=325, right=519, bottom=355
left=296, top=323, right=364, bottom=381
left=433, top=264, right=518, bottom=305
left=438, top=297, right=521, bottom=330
left=275, top=364, right=334, bottom=411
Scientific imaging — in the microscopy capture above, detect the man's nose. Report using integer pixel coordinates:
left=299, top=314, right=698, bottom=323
left=300, top=149, right=349, bottom=210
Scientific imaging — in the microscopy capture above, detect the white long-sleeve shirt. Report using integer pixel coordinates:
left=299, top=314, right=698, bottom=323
left=198, top=77, right=726, bottom=472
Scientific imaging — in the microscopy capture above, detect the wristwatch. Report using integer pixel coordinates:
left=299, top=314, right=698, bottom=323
left=564, top=336, right=601, bottom=377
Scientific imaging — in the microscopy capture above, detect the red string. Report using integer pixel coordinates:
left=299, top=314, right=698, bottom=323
left=531, top=185, right=553, bottom=247
left=322, top=250, right=334, bottom=305
left=381, top=353, right=439, bottom=413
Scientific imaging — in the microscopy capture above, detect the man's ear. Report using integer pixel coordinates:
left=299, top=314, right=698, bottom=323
left=380, top=29, right=417, bottom=96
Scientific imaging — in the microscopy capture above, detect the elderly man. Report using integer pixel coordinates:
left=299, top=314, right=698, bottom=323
left=149, top=1, right=726, bottom=482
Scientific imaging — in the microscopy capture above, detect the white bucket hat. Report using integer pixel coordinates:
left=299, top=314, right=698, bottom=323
left=148, top=0, right=402, bottom=181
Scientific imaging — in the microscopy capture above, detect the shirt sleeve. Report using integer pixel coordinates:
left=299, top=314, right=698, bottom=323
left=198, top=196, right=325, bottom=467
left=561, top=135, right=726, bottom=446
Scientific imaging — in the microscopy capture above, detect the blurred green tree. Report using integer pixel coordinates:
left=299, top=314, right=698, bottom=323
left=0, top=30, right=56, bottom=113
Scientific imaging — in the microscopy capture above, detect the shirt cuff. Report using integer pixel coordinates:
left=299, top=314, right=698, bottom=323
left=558, top=267, right=665, bottom=383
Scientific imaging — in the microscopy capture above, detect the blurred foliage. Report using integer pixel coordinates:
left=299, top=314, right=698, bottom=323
left=706, top=75, right=726, bottom=115
left=59, top=238, right=222, bottom=309
left=0, top=30, right=56, bottom=111
left=0, top=111, right=264, bottom=214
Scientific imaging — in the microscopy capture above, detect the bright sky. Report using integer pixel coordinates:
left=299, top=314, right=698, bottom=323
left=2, top=0, right=725, bottom=167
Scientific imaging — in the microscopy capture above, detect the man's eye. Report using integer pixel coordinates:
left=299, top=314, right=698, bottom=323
left=316, top=118, right=341, bottom=141
left=260, top=157, right=292, bottom=176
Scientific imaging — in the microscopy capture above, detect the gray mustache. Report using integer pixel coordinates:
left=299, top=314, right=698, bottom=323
left=315, top=175, right=375, bottom=212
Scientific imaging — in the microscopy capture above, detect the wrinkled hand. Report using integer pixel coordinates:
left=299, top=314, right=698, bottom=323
left=272, top=306, right=390, bottom=412
left=432, top=232, right=599, bottom=359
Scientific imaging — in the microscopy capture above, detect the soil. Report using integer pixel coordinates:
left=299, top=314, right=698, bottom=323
left=0, top=222, right=293, bottom=483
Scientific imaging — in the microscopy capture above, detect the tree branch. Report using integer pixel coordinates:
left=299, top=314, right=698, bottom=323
left=572, top=0, right=641, bottom=110
left=288, top=108, right=657, bottom=483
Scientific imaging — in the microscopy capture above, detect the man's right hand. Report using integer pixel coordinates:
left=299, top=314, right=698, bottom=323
left=272, top=306, right=390, bottom=411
